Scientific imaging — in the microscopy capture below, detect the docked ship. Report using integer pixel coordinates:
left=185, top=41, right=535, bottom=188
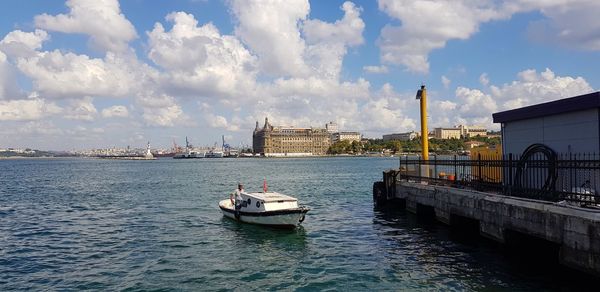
left=173, top=151, right=205, bottom=159
left=173, top=137, right=205, bottom=159
left=205, top=138, right=225, bottom=158
left=204, top=150, right=224, bottom=158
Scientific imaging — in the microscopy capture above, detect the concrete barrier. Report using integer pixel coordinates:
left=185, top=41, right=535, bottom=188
left=395, top=181, right=600, bottom=276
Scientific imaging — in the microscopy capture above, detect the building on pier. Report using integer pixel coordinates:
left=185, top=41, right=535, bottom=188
left=493, top=91, right=600, bottom=154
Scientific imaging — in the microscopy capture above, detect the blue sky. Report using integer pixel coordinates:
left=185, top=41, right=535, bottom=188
left=0, top=0, right=598, bottom=150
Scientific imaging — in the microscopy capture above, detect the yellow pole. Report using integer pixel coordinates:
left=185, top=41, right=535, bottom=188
left=419, top=85, right=429, bottom=161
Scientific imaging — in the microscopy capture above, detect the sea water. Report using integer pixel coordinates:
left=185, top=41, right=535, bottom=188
left=0, top=157, right=595, bottom=290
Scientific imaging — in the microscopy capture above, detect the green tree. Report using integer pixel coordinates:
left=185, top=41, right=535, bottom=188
left=351, top=141, right=362, bottom=153
left=328, top=140, right=351, bottom=154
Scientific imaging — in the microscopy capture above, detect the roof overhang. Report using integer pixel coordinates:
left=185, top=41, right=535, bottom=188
left=492, top=91, right=600, bottom=124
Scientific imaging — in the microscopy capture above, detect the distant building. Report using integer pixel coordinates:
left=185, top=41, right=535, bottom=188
left=465, top=141, right=486, bottom=149
left=434, top=125, right=488, bottom=139
left=383, top=131, right=419, bottom=141
left=434, top=128, right=462, bottom=139
left=325, top=121, right=361, bottom=144
left=325, top=121, right=338, bottom=133
left=459, top=125, right=487, bottom=138
left=332, top=131, right=361, bottom=143
left=253, top=118, right=331, bottom=156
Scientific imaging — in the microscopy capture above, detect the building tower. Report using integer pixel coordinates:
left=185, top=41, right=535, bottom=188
left=145, top=141, right=154, bottom=159
left=326, top=121, right=338, bottom=133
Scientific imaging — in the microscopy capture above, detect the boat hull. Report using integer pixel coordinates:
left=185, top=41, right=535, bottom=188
left=219, top=200, right=308, bottom=228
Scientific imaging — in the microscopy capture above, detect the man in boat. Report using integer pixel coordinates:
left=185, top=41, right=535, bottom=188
left=230, top=183, right=244, bottom=210
left=230, top=183, right=244, bottom=219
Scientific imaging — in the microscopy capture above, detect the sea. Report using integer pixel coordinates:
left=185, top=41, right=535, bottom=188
left=0, top=157, right=596, bottom=291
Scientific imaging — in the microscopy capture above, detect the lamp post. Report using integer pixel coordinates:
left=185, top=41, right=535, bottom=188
left=416, top=85, right=429, bottom=161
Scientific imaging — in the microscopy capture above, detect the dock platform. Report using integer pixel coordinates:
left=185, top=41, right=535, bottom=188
left=375, top=170, right=600, bottom=277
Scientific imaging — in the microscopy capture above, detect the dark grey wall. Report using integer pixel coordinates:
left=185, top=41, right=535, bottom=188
left=502, top=108, right=599, bottom=155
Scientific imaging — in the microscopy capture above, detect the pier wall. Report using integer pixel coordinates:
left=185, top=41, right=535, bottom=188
left=395, top=181, right=600, bottom=276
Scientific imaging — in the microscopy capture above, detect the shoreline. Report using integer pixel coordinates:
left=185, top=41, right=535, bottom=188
left=0, top=156, right=72, bottom=160
left=0, top=155, right=399, bottom=160
left=0, top=153, right=470, bottom=160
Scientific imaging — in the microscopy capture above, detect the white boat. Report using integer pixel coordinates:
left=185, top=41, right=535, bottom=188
left=205, top=150, right=224, bottom=158
left=173, top=136, right=205, bottom=159
left=173, top=151, right=204, bottom=159
left=219, top=192, right=309, bottom=228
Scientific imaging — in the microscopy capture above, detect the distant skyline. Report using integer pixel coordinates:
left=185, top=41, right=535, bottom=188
left=0, top=0, right=598, bottom=150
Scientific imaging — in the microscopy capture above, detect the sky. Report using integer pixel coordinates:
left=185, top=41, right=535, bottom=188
left=0, top=0, right=599, bottom=151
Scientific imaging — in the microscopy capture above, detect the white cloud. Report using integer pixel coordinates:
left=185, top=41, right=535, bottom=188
left=16, top=50, right=136, bottom=98
left=34, top=0, right=137, bottom=53
left=428, top=86, right=497, bottom=130
left=378, top=0, right=505, bottom=74
left=17, top=121, right=64, bottom=136
left=0, top=98, right=61, bottom=121
left=479, top=73, right=490, bottom=86
left=524, top=1, right=600, bottom=50
left=235, top=76, right=372, bottom=136
left=357, top=98, right=416, bottom=135
left=0, top=29, right=49, bottom=58
left=0, top=51, right=21, bottom=99
left=303, top=1, right=365, bottom=80
left=429, top=68, right=594, bottom=130
left=303, top=2, right=364, bottom=46
left=135, top=92, right=186, bottom=127
left=269, top=77, right=370, bottom=102
left=363, top=65, right=388, bottom=74
left=142, top=1, right=370, bottom=128
left=207, top=114, right=227, bottom=128
left=377, top=0, right=600, bottom=74
left=142, top=105, right=184, bottom=127
left=517, top=68, right=538, bottom=82
left=441, top=75, right=451, bottom=89
left=438, top=100, right=457, bottom=111
left=494, top=68, right=593, bottom=109
left=231, top=0, right=364, bottom=79
left=147, top=12, right=257, bottom=98
left=455, top=87, right=498, bottom=118
left=101, top=105, right=129, bottom=118
left=64, top=97, right=97, bottom=121
left=231, top=0, right=310, bottom=77
left=317, top=83, right=415, bottom=137
left=203, top=113, right=241, bottom=131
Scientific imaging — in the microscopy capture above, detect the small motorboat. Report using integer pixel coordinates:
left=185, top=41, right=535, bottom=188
left=219, top=192, right=310, bottom=228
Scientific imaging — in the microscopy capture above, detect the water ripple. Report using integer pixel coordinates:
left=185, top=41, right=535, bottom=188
left=1, top=158, right=597, bottom=291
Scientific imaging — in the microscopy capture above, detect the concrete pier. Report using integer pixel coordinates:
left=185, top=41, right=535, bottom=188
left=390, top=180, right=600, bottom=276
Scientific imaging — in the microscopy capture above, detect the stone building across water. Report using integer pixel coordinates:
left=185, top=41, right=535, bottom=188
left=253, top=118, right=331, bottom=156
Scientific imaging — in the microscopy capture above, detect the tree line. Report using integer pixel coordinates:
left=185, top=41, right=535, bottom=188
left=327, top=136, right=501, bottom=155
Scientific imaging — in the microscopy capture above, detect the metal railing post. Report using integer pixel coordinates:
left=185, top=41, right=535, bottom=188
left=434, top=154, right=438, bottom=182
left=478, top=153, right=483, bottom=190
left=417, top=154, right=422, bottom=182
left=569, top=152, right=573, bottom=202
left=454, top=155, right=458, bottom=187
left=399, top=153, right=401, bottom=170
left=508, top=153, right=513, bottom=195
left=405, top=154, right=408, bottom=180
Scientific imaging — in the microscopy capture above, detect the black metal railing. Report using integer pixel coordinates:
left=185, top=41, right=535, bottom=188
left=397, top=152, right=600, bottom=206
